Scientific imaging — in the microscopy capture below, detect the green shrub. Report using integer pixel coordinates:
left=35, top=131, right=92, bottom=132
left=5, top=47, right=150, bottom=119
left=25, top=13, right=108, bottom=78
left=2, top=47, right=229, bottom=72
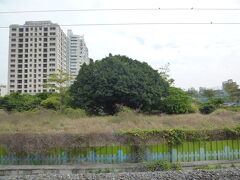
left=208, top=98, right=225, bottom=108
left=40, top=96, right=60, bottom=110
left=160, top=87, right=195, bottom=114
left=189, top=103, right=199, bottom=113
left=146, top=159, right=182, bottom=171
left=0, top=92, right=40, bottom=112
left=199, top=103, right=216, bottom=114
left=35, top=92, right=57, bottom=101
left=221, top=106, right=240, bottom=112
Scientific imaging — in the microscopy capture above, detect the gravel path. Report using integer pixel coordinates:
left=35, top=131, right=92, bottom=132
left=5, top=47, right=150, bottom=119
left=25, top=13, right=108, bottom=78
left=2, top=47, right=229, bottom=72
left=1, top=168, right=240, bottom=180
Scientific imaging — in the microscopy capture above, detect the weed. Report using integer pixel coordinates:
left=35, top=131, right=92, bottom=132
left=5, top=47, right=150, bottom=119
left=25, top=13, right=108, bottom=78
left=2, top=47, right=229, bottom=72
left=193, top=164, right=224, bottom=170
left=146, top=159, right=182, bottom=171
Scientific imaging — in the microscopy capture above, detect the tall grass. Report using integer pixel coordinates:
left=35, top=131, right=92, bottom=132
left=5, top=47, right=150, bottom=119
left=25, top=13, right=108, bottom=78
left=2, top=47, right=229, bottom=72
left=0, top=109, right=239, bottom=134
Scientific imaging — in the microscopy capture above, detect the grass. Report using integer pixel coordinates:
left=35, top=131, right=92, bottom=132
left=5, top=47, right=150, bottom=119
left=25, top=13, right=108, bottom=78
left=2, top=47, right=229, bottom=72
left=193, top=164, right=225, bottom=170
left=0, top=108, right=240, bottom=134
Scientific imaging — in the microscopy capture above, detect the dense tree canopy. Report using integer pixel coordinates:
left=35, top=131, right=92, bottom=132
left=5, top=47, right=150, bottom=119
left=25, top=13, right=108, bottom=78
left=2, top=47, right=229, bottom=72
left=70, top=55, right=169, bottom=114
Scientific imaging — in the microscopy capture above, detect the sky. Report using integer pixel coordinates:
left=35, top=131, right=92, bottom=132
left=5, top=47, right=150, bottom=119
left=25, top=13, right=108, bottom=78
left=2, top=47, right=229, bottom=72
left=0, top=0, right=240, bottom=90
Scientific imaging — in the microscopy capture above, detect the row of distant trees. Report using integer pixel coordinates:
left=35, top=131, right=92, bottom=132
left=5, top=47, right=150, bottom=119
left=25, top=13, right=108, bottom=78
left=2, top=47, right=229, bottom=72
left=186, top=83, right=240, bottom=103
left=0, top=54, right=234, bottom=115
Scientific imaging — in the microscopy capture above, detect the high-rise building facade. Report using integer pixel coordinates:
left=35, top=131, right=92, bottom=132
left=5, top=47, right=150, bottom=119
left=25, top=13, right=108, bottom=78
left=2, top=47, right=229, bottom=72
left=8, top=21, right=67, bottom=94
left=67, top=30, right=89, bottom=84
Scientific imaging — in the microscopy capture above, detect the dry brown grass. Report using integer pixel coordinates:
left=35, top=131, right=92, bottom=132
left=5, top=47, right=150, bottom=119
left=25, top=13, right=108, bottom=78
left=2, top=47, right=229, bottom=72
left=0, top=109, right=240, bottom=134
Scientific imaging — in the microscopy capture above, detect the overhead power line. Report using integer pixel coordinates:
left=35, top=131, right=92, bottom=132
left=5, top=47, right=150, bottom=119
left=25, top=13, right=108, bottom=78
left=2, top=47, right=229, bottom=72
left=1, top=22, right=240, bottom=28
left=1, top=8, right=240, bottom=14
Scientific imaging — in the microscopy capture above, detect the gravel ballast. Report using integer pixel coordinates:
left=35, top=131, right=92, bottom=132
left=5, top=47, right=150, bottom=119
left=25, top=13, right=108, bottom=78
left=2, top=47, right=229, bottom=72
left=1, top=168, right=240, bottom=180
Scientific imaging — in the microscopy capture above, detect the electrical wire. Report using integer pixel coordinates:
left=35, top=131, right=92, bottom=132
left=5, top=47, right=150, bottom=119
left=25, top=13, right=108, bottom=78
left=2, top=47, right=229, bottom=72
left=1, top=22, right=240, bottom=28
left=1, top=8, right=240, bottom=14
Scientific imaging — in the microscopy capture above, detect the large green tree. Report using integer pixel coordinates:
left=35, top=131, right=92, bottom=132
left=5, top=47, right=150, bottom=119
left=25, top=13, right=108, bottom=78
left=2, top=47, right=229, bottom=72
left=70, top=55, right=169, bottom=114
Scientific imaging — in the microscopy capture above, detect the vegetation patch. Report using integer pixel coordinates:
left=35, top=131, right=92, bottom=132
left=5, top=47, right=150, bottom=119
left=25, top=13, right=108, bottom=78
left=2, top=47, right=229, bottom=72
left=146, top=159, right=182, bottom=171
left=193, top=164, right=225, bottom=170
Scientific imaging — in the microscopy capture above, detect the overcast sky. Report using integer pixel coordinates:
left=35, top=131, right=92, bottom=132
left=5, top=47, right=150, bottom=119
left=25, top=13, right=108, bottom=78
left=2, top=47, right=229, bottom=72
left=0, top=0, right=240, bottom=90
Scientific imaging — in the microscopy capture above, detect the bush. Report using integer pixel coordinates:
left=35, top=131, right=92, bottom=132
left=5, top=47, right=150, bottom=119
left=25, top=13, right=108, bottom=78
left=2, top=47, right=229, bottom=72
left=146, top=159, right=182, bottom=171
left=199, top=103, right=216, bottom=114
left=64, top=107, right=87, bottom=118
left=0, top=92, right=40, bottom=112
left=40, top=96, right=60, bottom=110
left=160, top=87, right=195, bottom=114
left=221, top=106, right=240, bottom=112
left=208, top=98, right=224, bottom=108
left=189, top=103, right=199, bottom=113
left=35, top=92, right=57, bottom=101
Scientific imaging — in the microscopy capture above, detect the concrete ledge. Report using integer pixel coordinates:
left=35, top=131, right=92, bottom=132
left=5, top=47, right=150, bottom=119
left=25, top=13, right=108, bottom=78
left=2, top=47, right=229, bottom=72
left=0, top=160, right=240, bottom=176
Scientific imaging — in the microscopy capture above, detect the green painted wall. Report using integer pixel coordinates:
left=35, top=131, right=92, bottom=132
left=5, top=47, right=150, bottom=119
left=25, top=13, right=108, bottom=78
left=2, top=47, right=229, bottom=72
left=0, top=140, right=240, bottom=164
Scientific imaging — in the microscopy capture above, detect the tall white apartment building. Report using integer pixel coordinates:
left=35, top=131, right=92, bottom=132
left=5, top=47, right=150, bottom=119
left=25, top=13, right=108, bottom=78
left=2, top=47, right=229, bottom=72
left=8, top=21, right=67, bottom=94
left=67, top=30, right=89, bottom=84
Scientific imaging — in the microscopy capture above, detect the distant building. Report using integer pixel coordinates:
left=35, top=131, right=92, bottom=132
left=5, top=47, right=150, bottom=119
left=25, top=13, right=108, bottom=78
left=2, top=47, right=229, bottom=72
left=67, top=30, right=89, bottom=84
left=8, top=21, right=67, bottom=94
left=0, top=85, right=7, bottom=97
left=222, top=79, right=237, bottom=90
